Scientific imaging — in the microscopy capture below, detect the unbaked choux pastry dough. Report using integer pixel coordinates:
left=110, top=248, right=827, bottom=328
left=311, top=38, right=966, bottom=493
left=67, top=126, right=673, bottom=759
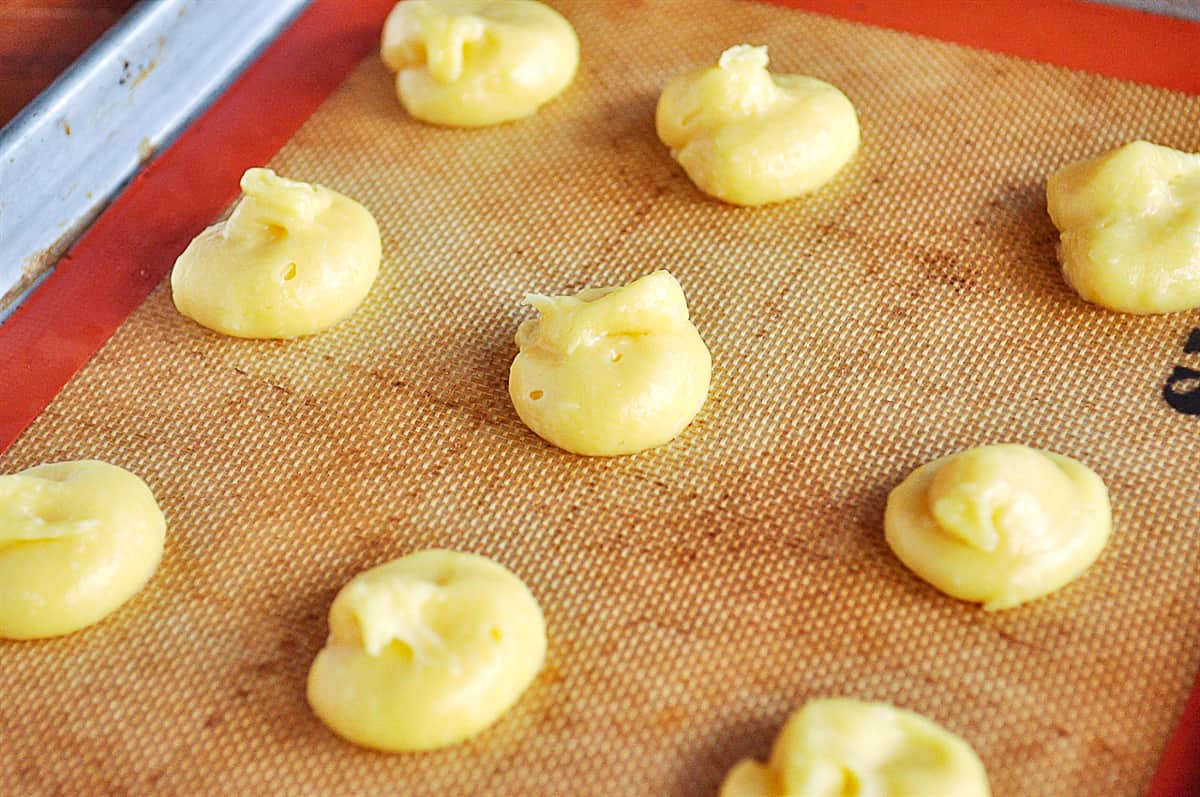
left=508, top=270, right=711, bottom=456
left=885, top=444, right=1111, bottom=611
left=655, top=44, right=860, bottom=207
left=720, top=699, right=991, bottom=797
left=381, top=0, right=579, bottom=127
left=1047, top=140, right=1200, bottom=314
left=307, top=549, right=546, bottom=752
left=0, top=460, right=166, bottom=640
left=171, top=167, right=381, bottom=339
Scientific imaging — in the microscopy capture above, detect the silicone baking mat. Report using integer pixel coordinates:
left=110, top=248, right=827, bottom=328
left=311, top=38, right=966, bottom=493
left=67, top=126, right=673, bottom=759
left=2, top=1, right=1200, bottom=795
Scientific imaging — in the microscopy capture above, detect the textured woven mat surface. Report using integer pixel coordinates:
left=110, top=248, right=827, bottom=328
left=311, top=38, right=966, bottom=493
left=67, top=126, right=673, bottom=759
left=3, top=1, right=1200, bottom=795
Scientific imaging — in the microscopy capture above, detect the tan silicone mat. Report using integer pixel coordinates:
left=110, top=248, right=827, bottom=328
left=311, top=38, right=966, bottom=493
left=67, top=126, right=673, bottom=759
left=4, top=1, right=1200, bottom=794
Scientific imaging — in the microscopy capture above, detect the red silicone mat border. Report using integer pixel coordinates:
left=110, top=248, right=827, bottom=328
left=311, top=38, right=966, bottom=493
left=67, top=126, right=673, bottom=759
left=0, top=1, right=1197, bottom=794
left=773, top=0, right=1200, bottom=95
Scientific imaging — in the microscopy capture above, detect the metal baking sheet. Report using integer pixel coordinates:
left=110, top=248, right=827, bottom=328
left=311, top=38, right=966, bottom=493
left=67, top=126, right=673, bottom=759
left=0, top=0, right=311, bottom=320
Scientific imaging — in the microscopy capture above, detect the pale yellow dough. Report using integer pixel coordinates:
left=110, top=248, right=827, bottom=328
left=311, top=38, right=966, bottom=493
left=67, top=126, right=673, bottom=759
left=171, top=168, right=381, bottom=339
left=307, top=549, right=546, bottom=752
left=0, top=460, right=165, bottom=640
left=381, top=0, right=579, bottom=127
left=508, top=270, right=711, bottom=456
left=655, top=44, right=860, bottom=207
left=1047, top=140, right=1200, bottom=314
left=720, top=699, right=990, bottom=797
left=885, top=444, right=1111, bottom=611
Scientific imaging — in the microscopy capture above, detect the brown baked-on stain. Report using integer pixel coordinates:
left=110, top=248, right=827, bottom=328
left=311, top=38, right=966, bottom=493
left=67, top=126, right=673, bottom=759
left=653, top=706, right=688, bottom=733
left=988, top=625, right=1043, bottom=652
left=15, top=763, right=42, bottom=789
left=245, top=657, right=281, bottom=678
left=816, top=220, right=858, bottom=242
left=539, top=664, right=566, bottom=687
left=667, top=715, right=782, bottom=797
left=917, top=247, right=976, bottom=293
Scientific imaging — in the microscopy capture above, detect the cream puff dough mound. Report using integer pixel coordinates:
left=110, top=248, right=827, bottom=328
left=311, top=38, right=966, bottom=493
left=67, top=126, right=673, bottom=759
left=381, top=0, right=579, bottom=127
left=721, top=699, right=990, bottom=797
left=509, top=270, right=711, bottom=456
left=171, top=168, right=381, bottom=339
left=307, top=550, right=546, bottom=752
left=656, top=44, right=860, bottom=207
left=0, top=461, right=165, bottom=639
left=1047, top=140, right=1200, bottom=314
left=885, top=444, right=1111, bottom=611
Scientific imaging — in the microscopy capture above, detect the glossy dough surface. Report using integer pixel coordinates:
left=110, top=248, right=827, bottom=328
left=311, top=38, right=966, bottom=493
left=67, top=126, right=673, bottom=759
left=306, top=549, right=546, bottom=752
left=885, top=444, right=1111, bottom=610
left=656, top=44, right=860, bottom=206
left=381, top=0, right=579, bottom=127
left=0, top=460, right=165, bottom=639
left=171, top=168, right=381, bottom=339
left=720, top=699, right=990, bottom=797
left=1047, top=140, right=1200, bottom=314
left=508, top=270, right=711, bottom=456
